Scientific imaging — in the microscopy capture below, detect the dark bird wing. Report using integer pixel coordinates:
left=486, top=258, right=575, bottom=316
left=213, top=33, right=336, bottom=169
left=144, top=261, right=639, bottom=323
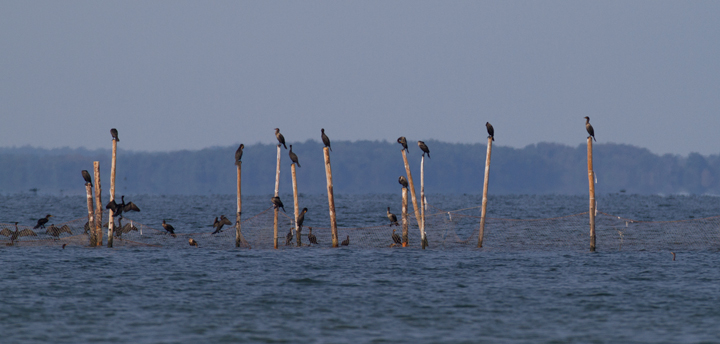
left=18, top=228, right=38, bottom=237
left=392, top=232, right=402, bottom=244
left=123, top=202, right=141, bottom=212
left=46, top=225, right=58, bottom=236
left=59, top=225, right=72, bottom=235
left=0, top=228, right=13, bottom=237
left=82, top=170, right=93, bottom=186
left=106, top=200, right=118, bottom=212
left=220, top=216, right=232, bottom=226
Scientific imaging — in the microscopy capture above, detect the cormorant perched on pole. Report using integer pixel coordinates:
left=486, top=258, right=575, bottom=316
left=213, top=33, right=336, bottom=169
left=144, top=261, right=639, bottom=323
left=584, top=116, right=596, bottom=142
left=397, top=137, right=409, bottom=152
left=307, top=227, right=318, bottom=245
left=106, top=196, right=140, bottom=217
left=82, top=170, right=93, bottom=186
left=274, top=128, right=287, bottom=149
left=297, top=208, right=308, bottom=229
left=341, top=235, right=349, bottom=246
left=110, top=128, right=119, bottom=141
left=272, top=196, right=286, bottom=212
left=486, top=122, right=495, bottom=141
left=392, top=228, right=402, bottom=245
left=321, top=128, right=332, bottom=151
left=418, top=141, right=430, bottom=158
left=387, top=207, right=399, bottom=226
left=34, top=214, right=52, bottom=229
left=235, top=144, right=244, bottom=166
left=398, top=176, right=408, bottom=188
left=162, top=219, right=176, bottom=237
left=289, top=145, right=301, bottom=167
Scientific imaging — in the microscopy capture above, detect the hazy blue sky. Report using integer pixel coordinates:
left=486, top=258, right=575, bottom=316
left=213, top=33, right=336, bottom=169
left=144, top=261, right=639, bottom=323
left=1, top=1, right=719, bottom=155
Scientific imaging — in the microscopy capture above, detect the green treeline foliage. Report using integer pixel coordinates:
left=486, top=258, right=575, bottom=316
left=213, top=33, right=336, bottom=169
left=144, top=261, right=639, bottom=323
left=1, top=141, right=718, bottom=195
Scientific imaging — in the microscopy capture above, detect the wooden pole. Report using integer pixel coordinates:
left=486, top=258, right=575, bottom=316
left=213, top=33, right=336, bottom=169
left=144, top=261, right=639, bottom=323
left=85, top=183, right=95, bottom=246
left=93, top=161, right=103, bottom=246
left=292, top=163, right=301, bottom=246
left=324, top=147, right=338, bottom=247
left=235, top=161, right=246, bottom=247
left=107, top=137, right=117, bottom=247
left=401, top=187, right=408, bottom=246
left=401, top=149, right=423, bottom=248
left=420, top=155, right=427, bottom=249
left=588, top=136, right=596, bottom=252
left=478, top=137, right=493, bottom=248
left=274, top=144, right=281, bottom=249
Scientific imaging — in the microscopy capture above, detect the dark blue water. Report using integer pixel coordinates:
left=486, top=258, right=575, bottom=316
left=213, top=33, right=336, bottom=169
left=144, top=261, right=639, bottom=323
left=2, top=194, right=720, bottom=343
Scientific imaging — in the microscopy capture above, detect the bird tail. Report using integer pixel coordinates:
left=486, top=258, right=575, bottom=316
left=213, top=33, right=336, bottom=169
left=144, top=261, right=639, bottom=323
left=235, top=161, right=241, bottom=167
left=283, top=143, right=287, bottom=149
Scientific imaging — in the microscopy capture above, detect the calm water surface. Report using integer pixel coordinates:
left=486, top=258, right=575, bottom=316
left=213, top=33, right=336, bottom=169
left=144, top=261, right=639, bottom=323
left=1, top=194, right=719, bottom=343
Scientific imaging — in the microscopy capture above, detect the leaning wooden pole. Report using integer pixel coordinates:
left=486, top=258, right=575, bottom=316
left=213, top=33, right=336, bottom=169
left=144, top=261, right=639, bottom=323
left=107, top=136, right=117, bottom=247
left=323, top=147, right=338, bottom=247
left=401, top=186, right=408, bottom=247
left=401, top=149, right=423, bottom=248
left=478, top=137, right=493, bottom=248
left=291, top=163, right=301, bottom=246
left=420, top=155, right=427, bottom=249
left=273, top=144, right=281, bottom=249
left=588, top=136, right=596, bottom=252
left=93, top=161, right=103, bottom=246
left=85, top=181, right=95, bottom=246
left=235, top=161, right=246, bottom=248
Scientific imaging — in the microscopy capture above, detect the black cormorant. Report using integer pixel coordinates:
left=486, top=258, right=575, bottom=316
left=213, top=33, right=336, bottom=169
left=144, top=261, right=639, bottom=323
left=272, top=196, right=286, bottom=212
left=162, top=220, right=176, bottom=237
left=341, top=235, right=349, bottom=246
left=110, top=128, right=119, bottom=141
left=34, top=214, right=52, bottom=229
left=387, top=207, right=399, bottom=226
left=274, top=128, right=287, bottom=149
left=399, top=176, right=408, bottom=188
left=0, top=222, right=37, bottom=244
left=392, top=228, right=402, bottom=245
left=418, top=141, right=430, bottom=158
left=212, top=215, right=232, bottom=234
left=46, top=224, right=71, bottom=239
left=82, top=170, right=92, bottom=186
left=297, top=208, right=308, bottom=229
left=285, top=228, right=294, bottom=246
left=585, top=116, right=596, bottom=142
left=486, top=122, right=495, bottom=141
left=289, top=145, right=301, bottom=167
left=321, top=128, right=332, bottom=151
left=397, top=136, right=408, bottom=152
left=307, top=227, right=318, bottom=245
left=235, top=144, right=244, bottom=166
left=106, top=196, right=140, bottom=217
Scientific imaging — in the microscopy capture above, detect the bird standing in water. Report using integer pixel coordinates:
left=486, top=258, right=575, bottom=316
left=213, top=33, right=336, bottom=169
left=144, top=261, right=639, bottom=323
left=584, top=116, right=596, bottom=142
left=235, top=144, right=244, bottom=166
left=110, top=128, right=119, bottom=141
left=392, top=228, right=402, bottom=246
left=321, top=128, right=332, bottom=151
left=486, top=122, right=495, bottom=141
left=272, top=196, right=286, bottom=212
left=34, top=214, right=52, bottom=229
left=82, top=170, right=93, bottom=186
left=341, top=235, right=349, bottom=246
left=418, top=141, right=430, bottom=158
left=289, top=145, right=301, bottom=167
left=387, top=207, right=399, bottom=226
left=398, top=176, right=408, bottom=188
left=307, top=227, right=318, bottom=245
left=274, top=128, right=287, bottom=149
left=397, top=137, right=409, bottom=152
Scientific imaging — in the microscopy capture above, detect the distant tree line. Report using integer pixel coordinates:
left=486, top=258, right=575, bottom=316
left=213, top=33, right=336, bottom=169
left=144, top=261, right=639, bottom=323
left=1, top=141, right=718, bottom=195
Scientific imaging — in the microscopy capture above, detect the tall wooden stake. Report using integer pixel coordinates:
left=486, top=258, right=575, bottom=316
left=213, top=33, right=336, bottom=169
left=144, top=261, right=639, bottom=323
left=401, top=187, right=408, bottom=246
left=401, top=149, right=423, bottom=248
left=85, top=182, right=95, bottom=246
left=235, top=161, right=246, bottom=247
left=324, top=147, right=338, bottom=247
left=478, top=137, right=493, bottom=248
left=420, top=155, right=427, bottom=249
left=107, top=137, right=117, bottom=247
left=93, top=161, right=102, bottom=246
left=588, top=137, right=596, bottom=252
left=291, top=163, right=301, bottom=246
left=274, top=144, right=281, bottom=249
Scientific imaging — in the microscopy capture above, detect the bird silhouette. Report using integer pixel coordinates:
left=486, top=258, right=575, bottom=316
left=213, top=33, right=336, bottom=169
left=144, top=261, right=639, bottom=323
left=418, top=141, right=430, bottom=158
left=275, top=128, right=287, bottom=149
left=321, top=128, right=332, bottom=151
left=34, top=214, right=52, bottom=229
left=486, top=122, right=495, bottom=141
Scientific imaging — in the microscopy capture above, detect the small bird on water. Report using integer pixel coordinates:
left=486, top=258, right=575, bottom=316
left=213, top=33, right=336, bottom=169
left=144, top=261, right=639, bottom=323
left=289, top=145, right=301, bottom=167
left=82, top=170, right=93, bottom=186
left=584, top=116, right=596, bottom=142
left=307, top=227, right=318, bottom=245
left=34, top=214, right=52, bottom=229
left=486, top=122, right=495, bottom=141
left=274, top=128, right=287, bottom=149
left=387, top=207, right=399, bottom=226
left=418, top=141, right=430, bottom=158
left=235, top=144, right=244, bottom=166
left=321, top=128, right=332, bottom=151
left=341, top=235, right=349, bottom=246
left=189, top=238, right=198, bottom=247
left=110, top=128, right=119, bottom=141
left=272, top=196, right=286, bottom=213
left=398, top=176, right=408, bottom=188
left=397, top=137, right=409, bottom=152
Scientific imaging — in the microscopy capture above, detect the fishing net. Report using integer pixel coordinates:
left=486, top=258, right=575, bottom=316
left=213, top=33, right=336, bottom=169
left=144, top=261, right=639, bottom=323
left=2, top=204, right=719, bottom=251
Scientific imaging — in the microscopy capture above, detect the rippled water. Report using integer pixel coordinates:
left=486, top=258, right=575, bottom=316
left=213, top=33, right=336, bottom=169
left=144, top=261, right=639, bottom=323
left=1, top=194, right=720, bottom=343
